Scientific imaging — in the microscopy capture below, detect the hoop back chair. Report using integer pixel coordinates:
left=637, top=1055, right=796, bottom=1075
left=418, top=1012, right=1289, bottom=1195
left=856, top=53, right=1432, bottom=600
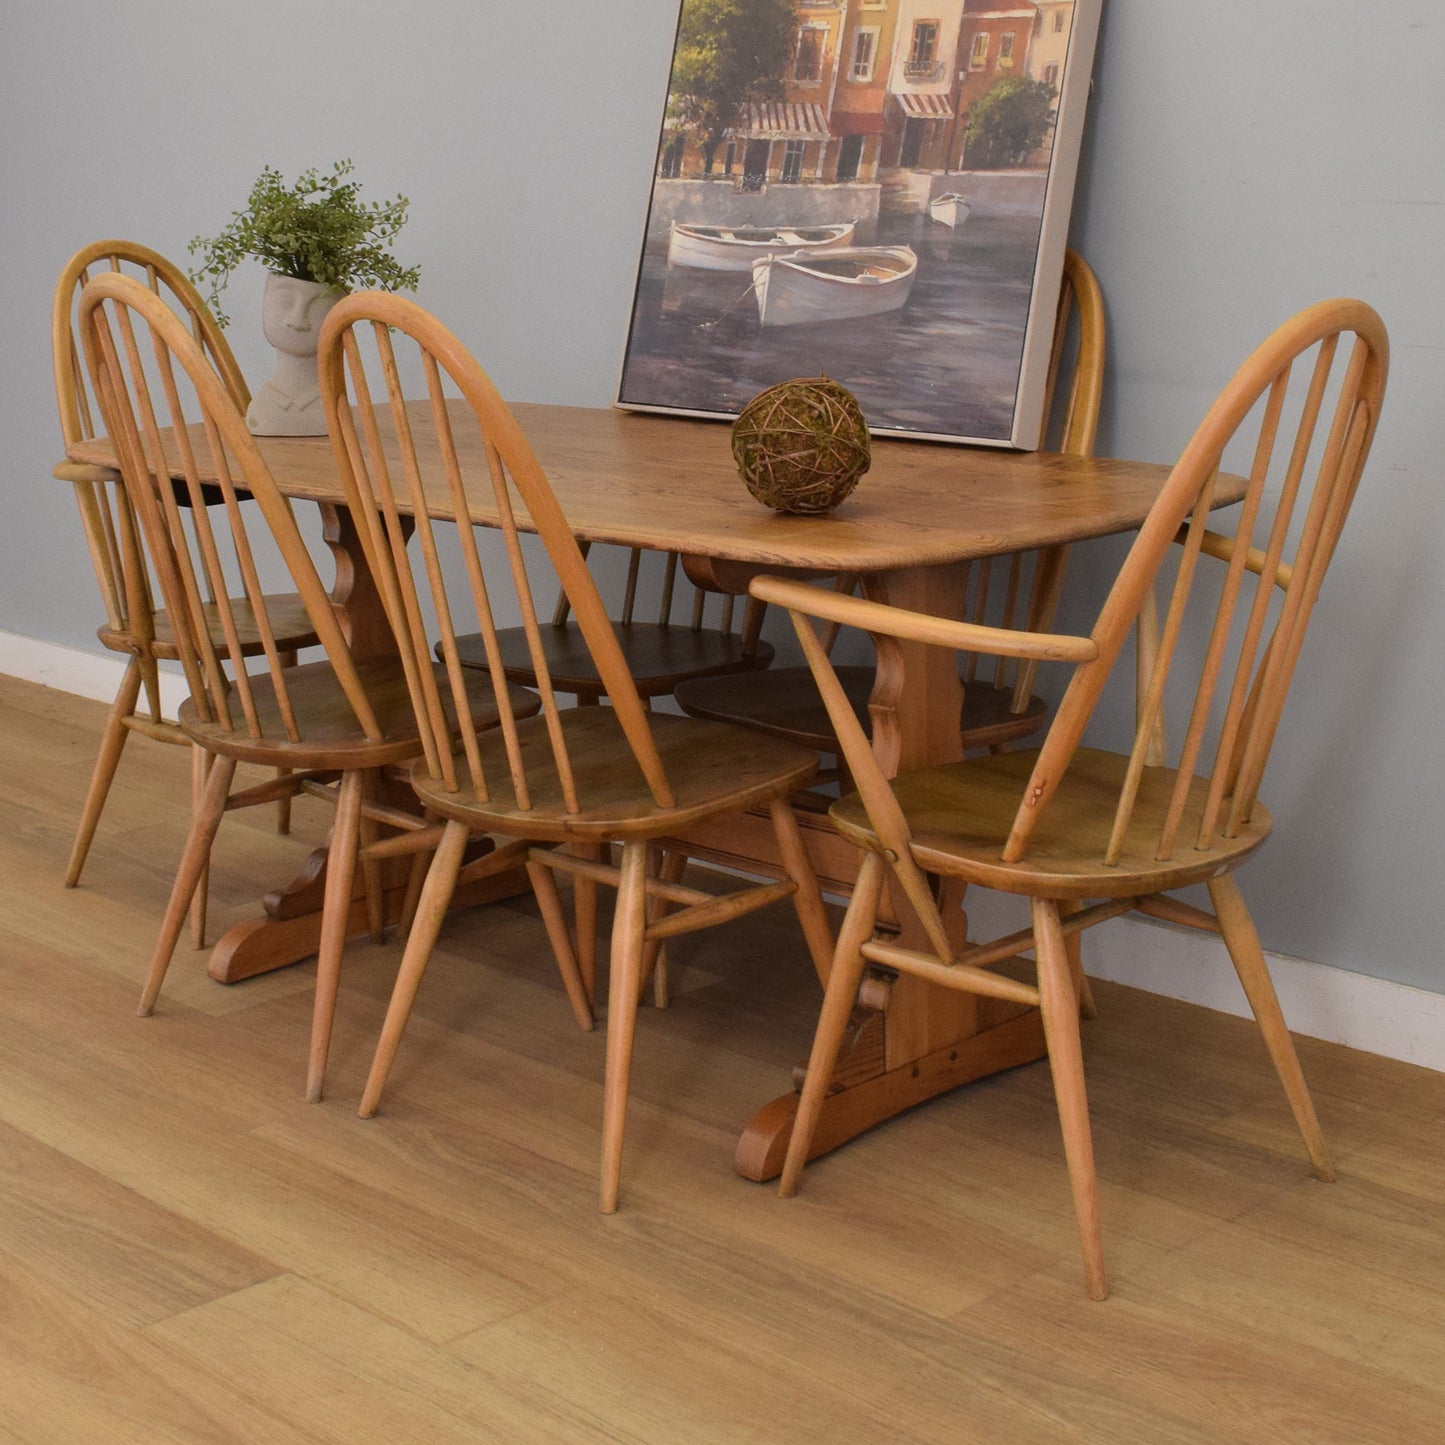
left=316, top=292, right=834, bottom=1212
left=755, top=298, right=1388, bottom=1299
left=452, top=540, right=775, bottom=704
left=673, top=249, right=1107, bottom=786
left=53, top=240, right=317, bottom=941
left=77, top=272, right=538, bottom=1100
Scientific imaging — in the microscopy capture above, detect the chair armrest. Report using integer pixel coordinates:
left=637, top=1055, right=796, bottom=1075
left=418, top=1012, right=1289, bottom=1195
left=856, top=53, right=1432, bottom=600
left=54, top=459, right=121, bottom=485
left=748, top=574, right=1098, bottom=664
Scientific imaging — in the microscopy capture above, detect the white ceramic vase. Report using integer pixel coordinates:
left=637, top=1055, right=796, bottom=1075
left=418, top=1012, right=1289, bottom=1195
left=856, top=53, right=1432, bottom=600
left=245, top=274, right=343, bottom=436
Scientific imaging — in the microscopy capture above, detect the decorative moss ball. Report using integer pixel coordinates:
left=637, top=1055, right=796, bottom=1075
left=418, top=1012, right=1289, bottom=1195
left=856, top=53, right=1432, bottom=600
left=731, top=376, right=871, bottom=515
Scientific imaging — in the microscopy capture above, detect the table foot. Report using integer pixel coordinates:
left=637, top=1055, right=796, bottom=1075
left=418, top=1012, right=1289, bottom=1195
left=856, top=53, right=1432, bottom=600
left=733, top=1007, right=1047, bottom=1182
left=208, top=863, right=533, bottom=984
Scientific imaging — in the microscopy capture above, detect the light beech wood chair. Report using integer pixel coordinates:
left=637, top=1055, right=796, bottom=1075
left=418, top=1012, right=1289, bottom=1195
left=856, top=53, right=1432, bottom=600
left=673, top=249, right=1106, bottom=789
left=756, top=298, right=1388, bottom=1300
left=451, top=542, right=775, bottom=706
left=77, top=272, right=541, bottom=1101
left=53, top=240, right=318, bottom=944
left=317, top=292, right=834, bottom=1213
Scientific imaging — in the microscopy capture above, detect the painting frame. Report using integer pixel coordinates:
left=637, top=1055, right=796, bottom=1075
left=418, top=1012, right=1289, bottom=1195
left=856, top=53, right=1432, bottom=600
left=616, top=0, right=1103, bottom=450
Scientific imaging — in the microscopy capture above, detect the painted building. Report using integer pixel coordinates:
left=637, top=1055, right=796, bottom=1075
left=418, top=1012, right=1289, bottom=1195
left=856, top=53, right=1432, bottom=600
left=884, top=0, right=967, bottom=170
left=1027, top=0, right=1072, bottom=92
left=1025, top=0, right=1072, bottom=160
left=657, top=0, right=1037, bottom=190
left=731, top=0, right=846, bottom=188
left=953, top=1, right=1042, bottom=170
left=828, top=0, right=900, bottom=183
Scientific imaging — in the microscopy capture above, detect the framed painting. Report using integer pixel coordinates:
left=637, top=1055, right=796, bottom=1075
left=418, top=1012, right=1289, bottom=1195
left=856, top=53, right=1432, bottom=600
left=617, top=0, right=1103, bottom=449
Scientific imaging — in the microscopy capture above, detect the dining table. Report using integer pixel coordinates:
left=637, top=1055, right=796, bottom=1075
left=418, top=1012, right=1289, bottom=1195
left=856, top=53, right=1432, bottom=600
left=67, top=401, right=1246, bottom=1181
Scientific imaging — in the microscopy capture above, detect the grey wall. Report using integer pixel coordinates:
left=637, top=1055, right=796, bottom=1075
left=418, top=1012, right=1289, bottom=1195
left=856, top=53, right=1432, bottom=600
left=2, top=2, right=1441, bottom=993
left=1066, top=1, right=1444, bottom=993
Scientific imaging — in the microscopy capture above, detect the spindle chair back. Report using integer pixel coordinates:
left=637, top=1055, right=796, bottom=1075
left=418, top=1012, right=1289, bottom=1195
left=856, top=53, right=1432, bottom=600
left=454, top=537, right=774, bottom=705
left=53, top=240, right=315, bottom=933
left=755, top=298, right=1388, bottom=1299
left=321, top=304, right=668, bottom=812
left=564, top=543, right=765, bottom=655
left=79, top=273, right=373, bottom=752
left=318, top=292, right=834, bottom=1212
left=78, top=271, right=537, bottom=1100
left=963, top=245, right=1106, bottom=722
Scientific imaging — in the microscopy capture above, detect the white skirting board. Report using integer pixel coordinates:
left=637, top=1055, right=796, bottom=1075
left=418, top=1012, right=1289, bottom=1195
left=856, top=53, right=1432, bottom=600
left=5, top=627, right=1443, bottom=1074
left=1, top=628, right=188, bottom=716
left=962, top=879, right=1445, bottom=1074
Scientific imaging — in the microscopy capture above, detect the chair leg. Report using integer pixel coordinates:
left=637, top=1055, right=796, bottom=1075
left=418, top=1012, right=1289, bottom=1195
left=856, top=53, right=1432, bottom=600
left=1060, top=900, right=1099, bottom=1019
left=779, top=850, right=885, bottom=1198
left=527, top=853, right=596, bottom=1031
left=136, top=754, right=236, bottom=1018
left=275, top=649, right=297, bottom=836
left=1033, top=897, right=1108, bottom=1301
left=188, top=745, right=212, bottom=950
left=1208, top=873, right=1334, bottom=1182
left=357, top=769, right=386, bottom=944
left=639, top=847, right=686, bottom=1009
left=358, top=819, right=470, bottom=1119
left=397, top=807, right=438, bottom=938
left=307, top=769, right=364, bottom=1103
left=769, top=797, right=836, bottom=987
left=573, top=841, right=602, bottom=1006
left=64, top=655, right=143, bottom=888
left=137, top=653, right=164, bottom=721
left=599, top=840, right=649, bottom=1214
left=274, top=768, right=294, bottom=835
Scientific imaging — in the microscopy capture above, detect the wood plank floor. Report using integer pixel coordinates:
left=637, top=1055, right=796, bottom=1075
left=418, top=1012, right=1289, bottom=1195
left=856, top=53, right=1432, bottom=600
left=2, top=670, right=1443, bottom=1443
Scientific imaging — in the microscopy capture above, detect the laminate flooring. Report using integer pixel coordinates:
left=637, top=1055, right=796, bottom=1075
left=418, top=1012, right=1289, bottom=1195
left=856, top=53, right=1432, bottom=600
left=2, top=671, right=1443, bottom=1444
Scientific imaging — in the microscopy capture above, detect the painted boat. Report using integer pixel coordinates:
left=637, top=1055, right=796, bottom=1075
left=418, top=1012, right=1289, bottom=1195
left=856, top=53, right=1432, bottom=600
left=667, top=221, right=856, bottom=271
left=928, top=193, right=972, bottom=228
left=751, top=246, right=918, bottom=327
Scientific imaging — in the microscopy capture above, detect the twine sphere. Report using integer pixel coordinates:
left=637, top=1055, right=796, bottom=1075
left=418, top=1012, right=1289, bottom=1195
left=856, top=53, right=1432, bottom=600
left=731, top=376, right=871, bottom=515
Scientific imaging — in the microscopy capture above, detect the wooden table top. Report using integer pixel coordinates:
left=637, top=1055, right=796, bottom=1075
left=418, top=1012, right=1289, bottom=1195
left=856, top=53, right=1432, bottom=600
left=67, top=402, right=1245, bottom=573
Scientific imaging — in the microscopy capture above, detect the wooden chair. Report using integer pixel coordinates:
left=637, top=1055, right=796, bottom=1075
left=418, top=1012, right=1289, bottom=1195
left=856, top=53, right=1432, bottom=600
left=673, top=249, right=1106, bottom=782
left=53, top=240, right=317, bottom=943
left=76, top=271, right=541, bottom=1100
left=756, top=298, right=1388, bottom=1299
left=451, top=542, right=775, bottom=706
left=317, top=292, right=834, bottom=1212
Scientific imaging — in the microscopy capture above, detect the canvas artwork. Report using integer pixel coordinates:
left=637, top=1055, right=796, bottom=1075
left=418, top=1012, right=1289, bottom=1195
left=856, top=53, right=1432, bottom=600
left=617, top=0, right=1102, bottom=449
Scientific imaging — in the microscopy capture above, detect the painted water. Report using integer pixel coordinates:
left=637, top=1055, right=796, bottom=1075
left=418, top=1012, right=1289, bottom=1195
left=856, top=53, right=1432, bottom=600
left=618, top=203, right=1044, bottom=444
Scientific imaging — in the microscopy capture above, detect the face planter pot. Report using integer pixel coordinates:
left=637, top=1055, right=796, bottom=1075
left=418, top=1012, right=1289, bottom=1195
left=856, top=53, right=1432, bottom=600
left=245, top=274, right=343, bottom=436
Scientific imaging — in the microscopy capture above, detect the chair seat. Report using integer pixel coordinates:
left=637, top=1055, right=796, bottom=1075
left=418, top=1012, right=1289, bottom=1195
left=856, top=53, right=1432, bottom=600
left=830, top=746, right=1274, bottom=900
left=180, top=656, right=540, bottom=770
left=99, top=592, right=320, bottom=661
left=410, top=707, right=818, bottom=842
left=453, top=623, right=774, bottom=700
left=674, top=663, right=1048, bottom=752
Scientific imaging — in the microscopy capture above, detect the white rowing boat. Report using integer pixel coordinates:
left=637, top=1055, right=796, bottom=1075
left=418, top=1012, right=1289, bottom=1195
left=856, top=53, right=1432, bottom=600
left=667, top=221, right=856, bottom=271
left=928, top=193, right=971, bottom=228
left=751, top=245, right=918, bottom=327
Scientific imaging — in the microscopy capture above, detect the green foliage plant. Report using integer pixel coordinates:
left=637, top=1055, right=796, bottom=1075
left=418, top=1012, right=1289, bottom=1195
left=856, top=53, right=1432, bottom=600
left=189, top=159, right=420, bottom=325
left=963, top=75, right=1058, bottom=170
left=670, top=0, right=795, bottom=176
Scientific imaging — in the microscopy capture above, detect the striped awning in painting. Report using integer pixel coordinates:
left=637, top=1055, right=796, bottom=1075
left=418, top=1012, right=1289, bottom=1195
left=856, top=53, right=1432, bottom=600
left=894, top=92, right=955, bottom=120
left=734, top=103, right=830, bottom=141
